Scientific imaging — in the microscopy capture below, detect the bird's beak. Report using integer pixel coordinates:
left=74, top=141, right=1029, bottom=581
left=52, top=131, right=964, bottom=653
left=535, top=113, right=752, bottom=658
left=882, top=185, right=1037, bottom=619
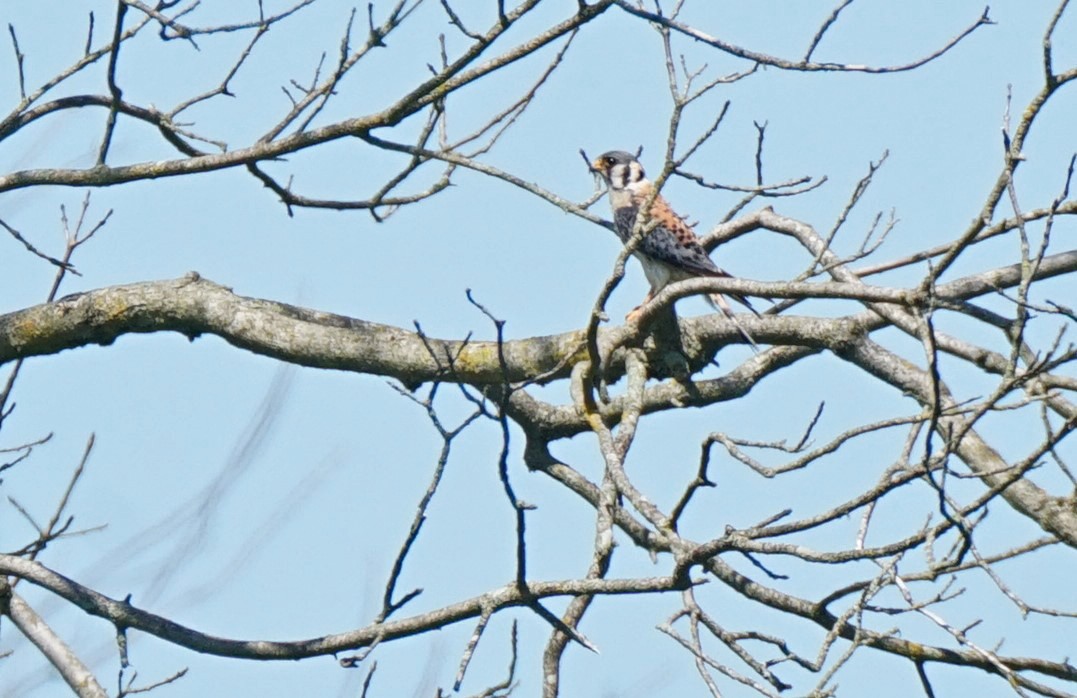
left=589, top=158, right=604, bottom=173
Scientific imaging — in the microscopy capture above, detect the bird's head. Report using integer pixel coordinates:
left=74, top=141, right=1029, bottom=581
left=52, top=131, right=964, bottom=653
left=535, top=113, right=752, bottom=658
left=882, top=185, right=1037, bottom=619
left=587, top=150, right=646, bottom=191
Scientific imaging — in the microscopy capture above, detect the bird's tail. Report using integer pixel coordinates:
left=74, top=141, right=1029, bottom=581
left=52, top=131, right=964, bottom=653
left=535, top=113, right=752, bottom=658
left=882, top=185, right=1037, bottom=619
left=707, top=292, right=759, bottom=352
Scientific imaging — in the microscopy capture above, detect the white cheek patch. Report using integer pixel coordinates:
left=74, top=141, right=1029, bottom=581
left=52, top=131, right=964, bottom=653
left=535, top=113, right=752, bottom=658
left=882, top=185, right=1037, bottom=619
left=610, top=161, right=645, bottom=190
left=610, top=164, right=628, bottom=189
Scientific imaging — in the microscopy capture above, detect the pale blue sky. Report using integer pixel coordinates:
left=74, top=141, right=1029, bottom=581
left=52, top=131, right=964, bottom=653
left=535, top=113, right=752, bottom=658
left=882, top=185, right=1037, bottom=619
left=1, top=1, right=1074, bottom=696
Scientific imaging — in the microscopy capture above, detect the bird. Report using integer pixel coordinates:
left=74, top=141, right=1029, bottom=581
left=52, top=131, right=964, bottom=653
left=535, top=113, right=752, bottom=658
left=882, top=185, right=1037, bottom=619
left=587, top=149, right=758, bottom=346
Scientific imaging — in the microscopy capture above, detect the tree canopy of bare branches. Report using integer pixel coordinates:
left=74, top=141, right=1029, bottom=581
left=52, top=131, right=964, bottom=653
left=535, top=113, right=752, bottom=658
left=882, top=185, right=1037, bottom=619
left=1, top=1, right=1074, bottom=697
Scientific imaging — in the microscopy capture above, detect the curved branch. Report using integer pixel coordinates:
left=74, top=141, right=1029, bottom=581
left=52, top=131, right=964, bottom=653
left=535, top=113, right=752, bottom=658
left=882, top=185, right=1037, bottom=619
left=0, top=553, right=683, bottom=660
left=0, top=96, right=198, bottom=155
left=614, top=2, right=993, bottom=73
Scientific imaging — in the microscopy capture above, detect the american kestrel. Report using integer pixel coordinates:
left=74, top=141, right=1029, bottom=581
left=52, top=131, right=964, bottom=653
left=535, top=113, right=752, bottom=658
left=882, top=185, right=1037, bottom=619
left=588, top=150, right=757, bottom=343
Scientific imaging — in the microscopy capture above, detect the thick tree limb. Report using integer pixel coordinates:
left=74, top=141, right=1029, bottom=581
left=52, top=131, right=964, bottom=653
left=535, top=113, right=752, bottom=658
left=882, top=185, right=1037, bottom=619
left=2, top=249, right=1073, bottom=384
left=0, top=273, right=590, bottom=385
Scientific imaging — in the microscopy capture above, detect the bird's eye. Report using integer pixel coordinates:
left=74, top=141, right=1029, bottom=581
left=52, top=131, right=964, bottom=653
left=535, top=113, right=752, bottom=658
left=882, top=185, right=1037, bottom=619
left=604, top=156, right=616, bottom=166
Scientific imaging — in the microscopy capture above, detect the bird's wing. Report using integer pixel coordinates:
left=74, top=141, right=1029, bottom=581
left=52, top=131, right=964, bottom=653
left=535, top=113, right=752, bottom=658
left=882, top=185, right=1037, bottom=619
left=637, top=192, right=727, bottom=277
left=635, top=188, right=759, bottom=315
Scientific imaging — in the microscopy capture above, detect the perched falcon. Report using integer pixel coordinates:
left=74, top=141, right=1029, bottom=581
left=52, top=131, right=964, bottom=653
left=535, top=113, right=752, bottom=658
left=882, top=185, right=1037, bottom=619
left=588, top=150, right=757, bottom=343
